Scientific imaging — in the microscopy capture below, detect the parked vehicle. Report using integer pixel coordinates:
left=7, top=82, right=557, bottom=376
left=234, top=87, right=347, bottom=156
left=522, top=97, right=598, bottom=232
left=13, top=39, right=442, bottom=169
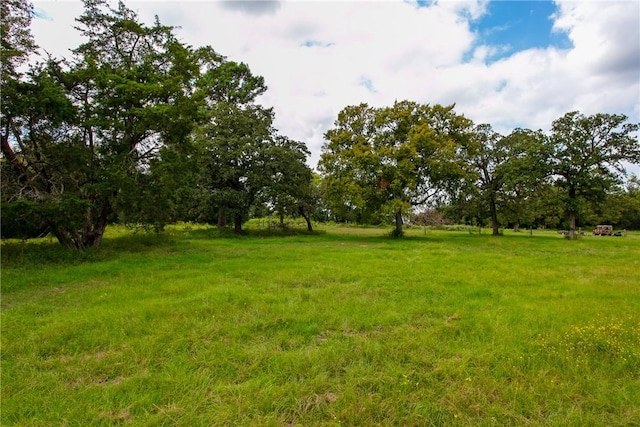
left=593, top=225, right=613, bottom=236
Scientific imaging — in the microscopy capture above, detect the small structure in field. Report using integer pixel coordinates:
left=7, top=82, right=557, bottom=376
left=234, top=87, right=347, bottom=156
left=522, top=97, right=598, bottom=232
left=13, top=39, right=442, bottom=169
left=593, top=225, right=613, bottom=236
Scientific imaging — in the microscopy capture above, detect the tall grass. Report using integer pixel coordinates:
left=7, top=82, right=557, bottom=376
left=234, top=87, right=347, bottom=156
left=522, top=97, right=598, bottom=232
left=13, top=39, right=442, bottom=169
left=2, top=226, right=639, bottom=425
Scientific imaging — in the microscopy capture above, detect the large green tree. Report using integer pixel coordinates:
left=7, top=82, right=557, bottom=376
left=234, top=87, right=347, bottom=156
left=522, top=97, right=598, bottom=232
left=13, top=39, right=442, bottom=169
left=319, top=101, right=471, bottom=236
left=318, top=104, right=377, bottom=224
left=453, top=126, right=551, bottom=235
left=548, top=111, right=640, bottom=239
left=1, top=0, right=204, bottom=248
left=195, top=59, right=269, bottom=231
left=263, top=135, right=314, bottom=231
left=497, top=128, right=552, bottom=231
left=197, top=101, right=274, bottom=232
left=458, top=124, right=506, bottom=235
left=194, top=59, right=313, bottom=233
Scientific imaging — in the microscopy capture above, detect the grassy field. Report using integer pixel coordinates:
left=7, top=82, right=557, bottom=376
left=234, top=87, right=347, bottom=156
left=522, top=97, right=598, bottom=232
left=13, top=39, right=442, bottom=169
left=2, top=224, right=639, bottom=426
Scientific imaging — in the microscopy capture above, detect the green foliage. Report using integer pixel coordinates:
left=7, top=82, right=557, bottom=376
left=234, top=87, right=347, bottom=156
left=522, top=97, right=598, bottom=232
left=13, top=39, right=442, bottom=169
left=0, top=0, right=36, bottom=71
left=0, top=200, right=48, bottom=239
left=549, top=111, right=640, bottom=238
left=0, top=0, right=37, bottom=122
left=1, top=0, right=210, bottom=249
left=319, top=101, right=471, bottom=236
left=197, top=60, right=266, bottom=105
left=451, top=126, right=552, bottom=234
left=190, top=59, right=313, bottom=233
left=196, top=101, right=274, bottom=230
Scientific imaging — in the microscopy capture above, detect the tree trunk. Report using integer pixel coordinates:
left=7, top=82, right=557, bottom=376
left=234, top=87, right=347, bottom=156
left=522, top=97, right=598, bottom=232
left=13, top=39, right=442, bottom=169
left=85, top=199, right=111, bottom=248
left=81, top=199, right=111, bottom=249
left=217, top=206, right=226, bottom=228
left=303, top=213, right=313, bottom=232
left=394, top=210, right=404, bottom=237
left=567, top=186, right=578, bottom=240
left=234, top=214, right=242, bottom=234
left=489, top=195, right=500, bottom=236
left=568, top=211, right=577, bottom=240
left=299, top=206, right=313, bottom=232
left=1, top=127, right=19, bottom=167
left=47, top=200, right=112, bottom=249
left=48, top=223, right=76, bottom=250
left=279, top=212, right=284, bottom=227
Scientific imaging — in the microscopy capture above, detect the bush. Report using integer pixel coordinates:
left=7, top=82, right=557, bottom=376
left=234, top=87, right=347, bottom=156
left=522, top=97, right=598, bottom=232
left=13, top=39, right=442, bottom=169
left=1, top=201, right=49, bottom=240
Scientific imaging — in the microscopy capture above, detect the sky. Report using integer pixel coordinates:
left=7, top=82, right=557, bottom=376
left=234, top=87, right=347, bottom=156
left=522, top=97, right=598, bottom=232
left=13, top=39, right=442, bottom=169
left=31, top=0, right=640, bottom=174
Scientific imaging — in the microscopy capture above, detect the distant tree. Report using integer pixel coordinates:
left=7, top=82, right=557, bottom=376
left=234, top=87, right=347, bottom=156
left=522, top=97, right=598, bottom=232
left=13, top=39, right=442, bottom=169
left=319, top=101, right=471, bottom=237
left=313, top=173, right=334, bottom=223
left=412, top=208, right=447, bottom=232
left=197, top=101, right=274, bottom=233
left=458, top=124, right=506, bottom=235
left=300, top=173, right=325, bottom=230
left=197, top=105, right=313, bottom=233
left=263, top=135, right=314, bottom=231
left=595, top=176, right=640, bottom=230
left=616, top=176, right=640, bottom=229
left=452, top=126, right=550, bottom=234
left=498, top=128, right=551, bottom=231
left=548, top=111, right=640, bottom=239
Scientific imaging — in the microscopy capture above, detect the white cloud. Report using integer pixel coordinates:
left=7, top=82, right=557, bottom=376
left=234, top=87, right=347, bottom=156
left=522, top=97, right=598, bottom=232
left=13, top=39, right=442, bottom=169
left=555, top=1, right=639, bottom=85
left=31, top=0, right=639, bottom=175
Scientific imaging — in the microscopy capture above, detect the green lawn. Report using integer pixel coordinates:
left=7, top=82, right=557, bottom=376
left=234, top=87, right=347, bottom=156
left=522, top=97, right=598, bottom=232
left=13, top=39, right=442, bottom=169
left=2, top=225, right=639, bottom=426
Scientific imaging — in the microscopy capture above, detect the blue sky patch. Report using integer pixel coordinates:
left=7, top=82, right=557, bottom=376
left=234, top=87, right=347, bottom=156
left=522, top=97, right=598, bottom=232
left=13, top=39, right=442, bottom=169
left=358, top=76, right=376, bottom=93
left=470, top=1, right=573, bottom=63
left=301, top=40, right=334, bottom=48
left=33, top=7, right=53, bottom=21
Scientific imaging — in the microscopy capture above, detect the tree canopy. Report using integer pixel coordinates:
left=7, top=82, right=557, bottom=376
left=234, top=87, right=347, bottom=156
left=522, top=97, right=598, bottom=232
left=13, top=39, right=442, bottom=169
left=319, top=106, right=639, bottom=237
left=548, top=111, right=640, bottom=238
left=319, top=101, right=471, bottom=236
left=1, top=0, right=313, bottom=246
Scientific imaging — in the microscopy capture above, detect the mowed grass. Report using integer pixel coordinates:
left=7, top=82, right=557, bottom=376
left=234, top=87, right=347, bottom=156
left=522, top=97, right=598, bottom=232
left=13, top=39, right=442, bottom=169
left=2, top=225, right=640, bottom=426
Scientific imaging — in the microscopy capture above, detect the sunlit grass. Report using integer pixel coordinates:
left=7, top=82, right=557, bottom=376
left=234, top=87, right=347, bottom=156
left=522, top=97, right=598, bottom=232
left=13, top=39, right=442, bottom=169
left=2, top=225, right=639, bottom=425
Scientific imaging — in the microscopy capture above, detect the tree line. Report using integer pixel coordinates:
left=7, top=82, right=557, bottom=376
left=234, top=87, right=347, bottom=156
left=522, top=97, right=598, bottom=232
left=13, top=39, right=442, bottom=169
left=319, top=102, right=640, bottom=239
left=2, top=0, right=639, bottom=248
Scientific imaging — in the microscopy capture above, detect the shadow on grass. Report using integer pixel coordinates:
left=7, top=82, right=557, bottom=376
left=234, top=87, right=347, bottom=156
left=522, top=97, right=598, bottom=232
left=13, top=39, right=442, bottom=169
left=2, top=223, right=578, bottom=268
left=0, top=232, right=176, bottom=267
left=0, top=226, right=329, bottom=267
left=170, top=225, right=327, bottom=240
